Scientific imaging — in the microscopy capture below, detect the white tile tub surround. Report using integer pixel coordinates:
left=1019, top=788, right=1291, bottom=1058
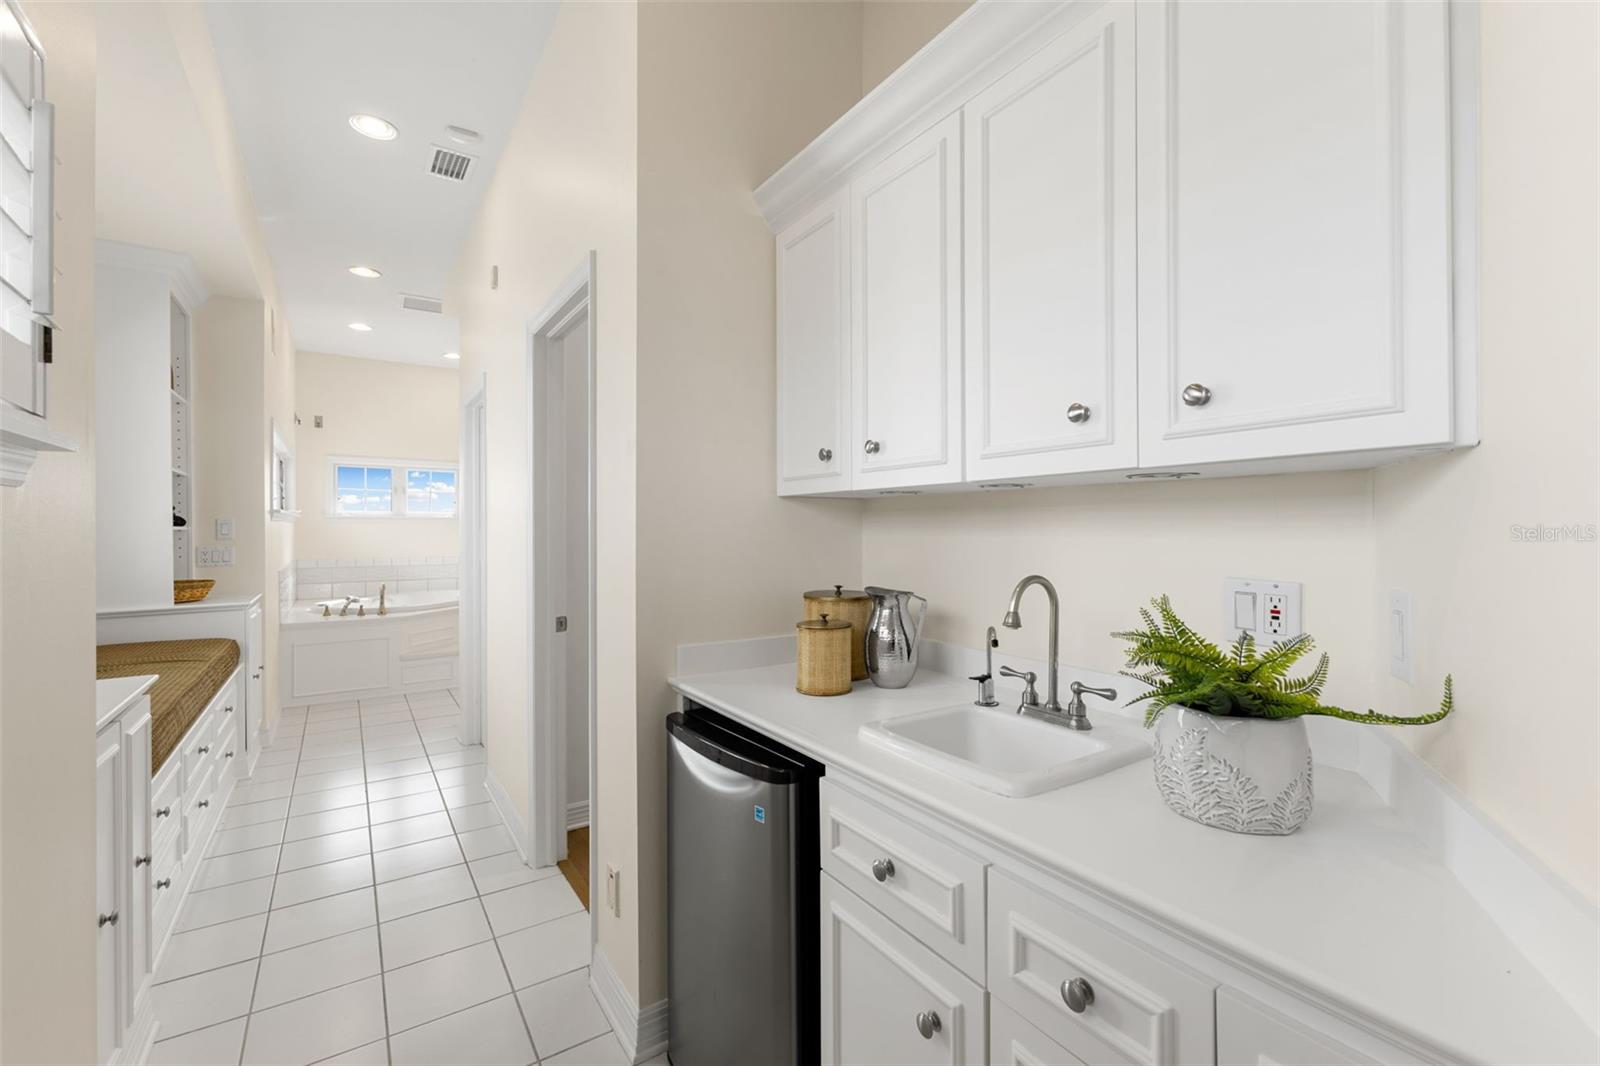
left=144, top=690, right=629, bottom=1066
left=295, top=557, right=460, bottom=601
left=278, top=567, right=296, bottom=617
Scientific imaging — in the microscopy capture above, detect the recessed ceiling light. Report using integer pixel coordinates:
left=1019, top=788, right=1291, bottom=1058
left=348, top=322, right=373, bottom=332
left=443, top=352, right=460, bottom=361
left=349, top=114, right=398, bottom=141
left=348, top=265, right=382, bottom=279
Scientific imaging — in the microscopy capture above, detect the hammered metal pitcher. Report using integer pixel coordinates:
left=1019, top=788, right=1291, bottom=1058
left=864, top=587, right=927, bottom=689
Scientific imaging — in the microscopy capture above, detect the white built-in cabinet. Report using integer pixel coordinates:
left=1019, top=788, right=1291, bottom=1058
left=764, top=0, right=1477, bottom=497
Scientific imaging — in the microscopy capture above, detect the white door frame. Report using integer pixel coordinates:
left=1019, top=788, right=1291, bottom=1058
left=459, top=375, right=488, bottom=747
left=526, top=254, right=597, bottom=890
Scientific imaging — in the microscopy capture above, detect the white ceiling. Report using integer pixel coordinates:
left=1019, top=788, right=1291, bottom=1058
left=204, top=2, right=559, bottom=367
left=95, top=3, right=260, bottom=299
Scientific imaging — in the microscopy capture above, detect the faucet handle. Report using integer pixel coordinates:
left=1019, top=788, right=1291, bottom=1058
left=999, top=665, right=1040, bottom=707
left=1069, top=681, right=1117, bottom=702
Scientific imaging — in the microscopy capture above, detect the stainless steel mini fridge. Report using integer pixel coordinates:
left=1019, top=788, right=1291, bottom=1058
left=666, top=703, right=823, bottom=1066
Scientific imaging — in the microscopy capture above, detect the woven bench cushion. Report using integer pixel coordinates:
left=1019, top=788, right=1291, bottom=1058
left=97, top=639, right=241, bottom=775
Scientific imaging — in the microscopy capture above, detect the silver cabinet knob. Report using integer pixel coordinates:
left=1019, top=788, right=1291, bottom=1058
left=225, top=750, right=234, bottom=759
left=817, top=447, right=833, bottom=463
left=1181, top=383, right=1212, bottom=407
left=197, top=799, right=210, bottom=809
left=197, top=745, right=210, bottom=754
left=915, top=1010, right=942, bottom=1039
left=155, top=878, right=171, bottom=890
left=871, top=857, right=895, bottom=883
left=1066, top=402, right=1091, bottom=424
left=154, top=806, right=171, bottom=818
left=1061, top=977, right=1095, bottom=1013
left=97, top=911, right=119, bottom=928
left=133, top=855, right=151, bottom=868
left=863, top=439, right=881, bottom=455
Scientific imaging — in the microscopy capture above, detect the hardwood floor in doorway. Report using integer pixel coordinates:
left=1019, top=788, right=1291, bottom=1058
left=560, top=826, right=591, bottom=910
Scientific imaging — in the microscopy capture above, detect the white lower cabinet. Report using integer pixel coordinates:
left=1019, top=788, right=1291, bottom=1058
left=95, top=723, right=124, bottom=1064
left=1215, top=989, right=1375, bottom=1066
left=96, top=695, right=157, bottom=1066
left=990, top=996, right=1088, bottom=1066
left=822, top=872, right=986, bottom=1065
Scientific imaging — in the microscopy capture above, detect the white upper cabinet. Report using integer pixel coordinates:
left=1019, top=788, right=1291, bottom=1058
left=851, top=113, right=963, bottom=491
left=1135, top=0, right=1457, bottom=467
left=776, top=191, right=851, bottom=496
left=963, top=3, right=1137, bottom=482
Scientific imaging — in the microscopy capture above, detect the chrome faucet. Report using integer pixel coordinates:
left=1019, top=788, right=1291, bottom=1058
left=378, top=584, right=388, bottom=616
left=970, top=626, right=1000, bottom=707
left=339, top=594, right=358, bottom=617
left=1000, top=574, right=1116, bottom=731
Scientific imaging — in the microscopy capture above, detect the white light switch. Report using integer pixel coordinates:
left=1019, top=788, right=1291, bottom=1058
left=216, top=518, right=233, bottom=539
left=1233, top=591, right=1257, bottom=630
left=1222, top=578, right=1303, bottom=640
left=1389, top=589, right=1414, bottom=682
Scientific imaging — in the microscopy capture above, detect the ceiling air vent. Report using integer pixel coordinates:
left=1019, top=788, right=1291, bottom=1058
left=401, top=293, right=444, bottom=315
left=428, top=145, right=475, bottom=182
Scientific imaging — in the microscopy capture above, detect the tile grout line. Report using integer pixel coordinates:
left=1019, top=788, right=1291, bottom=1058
left=359, top=694, right=396, bottom=1066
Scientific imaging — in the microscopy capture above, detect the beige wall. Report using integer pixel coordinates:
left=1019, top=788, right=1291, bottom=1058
left=0, top=3, right=98, bottom=1059
left=194, top=296, right=268, bottom=600
left=445, top=0, right=641, bottom=993
left=861, top=0, right=969, bottom=93
left=1371, top=0, right=1599, bottom=900
left=294, top=351, right=461, bottom=562
left=635, top=0, right=867, bottom=1005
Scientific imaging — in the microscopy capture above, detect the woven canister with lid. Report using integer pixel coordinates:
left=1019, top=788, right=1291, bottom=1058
left=802, top=585, right=872, bottom=681
left=796, top=614, right=852, bottom=697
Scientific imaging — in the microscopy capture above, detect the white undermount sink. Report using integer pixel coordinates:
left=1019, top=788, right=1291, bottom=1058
left=859, top=703, right=1150, bottom=797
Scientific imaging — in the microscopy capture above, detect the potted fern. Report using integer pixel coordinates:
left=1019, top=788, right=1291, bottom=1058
left=1115, top=596, right=1453, bottom=836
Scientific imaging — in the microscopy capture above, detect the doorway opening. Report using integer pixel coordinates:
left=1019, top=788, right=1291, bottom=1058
left=528, top=255, right=597, bottom=919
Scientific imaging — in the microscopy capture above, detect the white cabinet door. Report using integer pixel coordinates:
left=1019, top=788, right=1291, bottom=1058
left=821, top=873, right=985, bottom=1065
left=963, top=3, right=1137, bottom=482
left=122, top=703, right=153, bottom=1029
left=245, top=604, right=263, bottom=761
left=95, top=723, right=124, bottom=1064
left=1216, top=989, right=1378, bottom=1066
left=990, top=996, right=1089, bottom=1066
left=1136, top=0, right=1455, bottom=466
left=851, top=113, right=963, bottom=491
left=777, top=191, right=852, bottom=496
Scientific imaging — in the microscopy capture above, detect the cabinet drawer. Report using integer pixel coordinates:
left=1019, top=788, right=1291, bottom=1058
left=820, top=778, right=986, bottom=980
left=150, top=836, right=183, bottom=944
left=151, top=760, right=181, bottom=855
left=181, top=709, right=217, bottom=771
left=184, top=765, right=215, bottom=848
left=991, top=995, right=1088, bottom=1066
left=822, top=872, right=985, bottom=1065
left=212, top=720, right=239, bottom=784
left=1216, top=989, right=1378, bottom=1066
left=988, top=870, right=1215, bottom=1065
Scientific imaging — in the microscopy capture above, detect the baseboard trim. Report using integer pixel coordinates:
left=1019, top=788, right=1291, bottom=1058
left=566, top=799, right=589, bottom=830
left=485, top=766, right=530, bottom=863
left=590, top=943, right=668, bottom=1064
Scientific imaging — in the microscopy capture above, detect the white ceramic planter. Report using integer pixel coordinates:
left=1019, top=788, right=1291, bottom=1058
left=1151, top=706, right=1314, bottom=835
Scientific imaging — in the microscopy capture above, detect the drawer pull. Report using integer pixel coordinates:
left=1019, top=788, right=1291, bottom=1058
left=863, top=439, right=881, bottom=456
left=871, top=857, right=895, bottom=883
left=915, top=1010, right=942, bottom=1039
left=1181, top=382, right=1212, bottom=407
left=198, top=745, right=210, bottom=754
left=1066, top=402, right=1091, bottom=424
left=197, top=799, right=210, bottom=809
left=154, top=806, right=172, bottom=819
left=1061, top=977, right=1095, bottom=1013
left=133, top=855, right=151, bottom=868
left=155, top=878, right=171, bottom=890
left=97, top=911, right=119, bottom=928
left=225, top=750, right=235, bottom=759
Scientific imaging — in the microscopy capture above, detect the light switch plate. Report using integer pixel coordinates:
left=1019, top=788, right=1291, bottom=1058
left=1222, top=578, right=1303, bottom=641
left=1389, top=589, right=1415, bottom=682
left=216, top=517, right=233, bottom=539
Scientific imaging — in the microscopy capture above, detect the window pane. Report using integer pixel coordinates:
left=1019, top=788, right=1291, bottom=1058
left=367, top=467, right=392, bottom=490
left=337, top=465, right=365, bottom=491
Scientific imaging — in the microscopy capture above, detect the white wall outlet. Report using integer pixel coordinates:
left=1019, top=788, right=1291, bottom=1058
left=1222, top=578, right=1303, bottom=641
left=216, top=517, right=233, bottom=539
left=1389, top=589, right=1415, bottom=682
left=197, top=547, right=212, bottom=567
left=605, top=865, right=621, bottom=917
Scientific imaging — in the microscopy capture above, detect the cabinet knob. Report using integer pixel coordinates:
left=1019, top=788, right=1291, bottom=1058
left=1181, top=383, right=1212, bottom=407
left=225, top=750, right=234, bottom=759
left=198, top=745, right=210, bottom=754
left=133, top=855, right=151, bottom=868
left=863, top=439, right=881, bottom=456
left=817, top=447, right=833, bottom=463
left=915, top=1010, right=942, bottom=1040
left=155, top=878, right=171, bottom=890
left=97, top=911, right=119, bottom=928
left=197, top=799, right=210, bottom=809
left=154, top=806, right=171, bottom=819
left=871, top=857, right=895, bottom=883
left=1061, top=977, right=1095, bottom=1013
left=1066, top=402, right=1091, bottom=424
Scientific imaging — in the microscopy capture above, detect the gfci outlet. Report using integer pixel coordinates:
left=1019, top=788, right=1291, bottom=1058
left=605, top=865, right=620, bottom=917
left=1222, top=578, right=1303, bottom=641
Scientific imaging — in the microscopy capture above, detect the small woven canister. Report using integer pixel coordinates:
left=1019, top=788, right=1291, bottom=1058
left=796, top=613, right=852, bottom=696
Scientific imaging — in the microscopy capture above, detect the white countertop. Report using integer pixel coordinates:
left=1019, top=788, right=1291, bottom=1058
left=670, top=661, right=1598, bottom=1066
left=96, top=674, right=156, bottom=732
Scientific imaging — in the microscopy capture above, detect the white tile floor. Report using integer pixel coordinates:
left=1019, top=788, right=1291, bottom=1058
left=148, top=691, right=627, bottom=1066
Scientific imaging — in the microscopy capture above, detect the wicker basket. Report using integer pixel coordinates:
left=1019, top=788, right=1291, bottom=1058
left=803, top=585, right=872, bottom=681
left=796, top=614, right=852, bottom=697
left=173, top=579, right=216, bottom=604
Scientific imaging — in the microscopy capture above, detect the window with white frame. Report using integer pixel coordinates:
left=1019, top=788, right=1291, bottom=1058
left=270, top=419, right=297, bottom=518
left=331, top=458, right=457, bottom=518
left=1, top=0, right=55, bottom=418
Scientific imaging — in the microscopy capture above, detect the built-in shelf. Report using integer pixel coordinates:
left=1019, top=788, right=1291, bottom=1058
left=1, top=406, right=79, bottom=488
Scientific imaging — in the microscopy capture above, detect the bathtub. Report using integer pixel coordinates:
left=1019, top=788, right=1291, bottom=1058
left=280, top=591, right=460, bottom=706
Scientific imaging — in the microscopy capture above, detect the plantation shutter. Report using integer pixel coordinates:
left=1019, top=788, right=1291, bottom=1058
left=0, top=0, right=51, bottom=417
